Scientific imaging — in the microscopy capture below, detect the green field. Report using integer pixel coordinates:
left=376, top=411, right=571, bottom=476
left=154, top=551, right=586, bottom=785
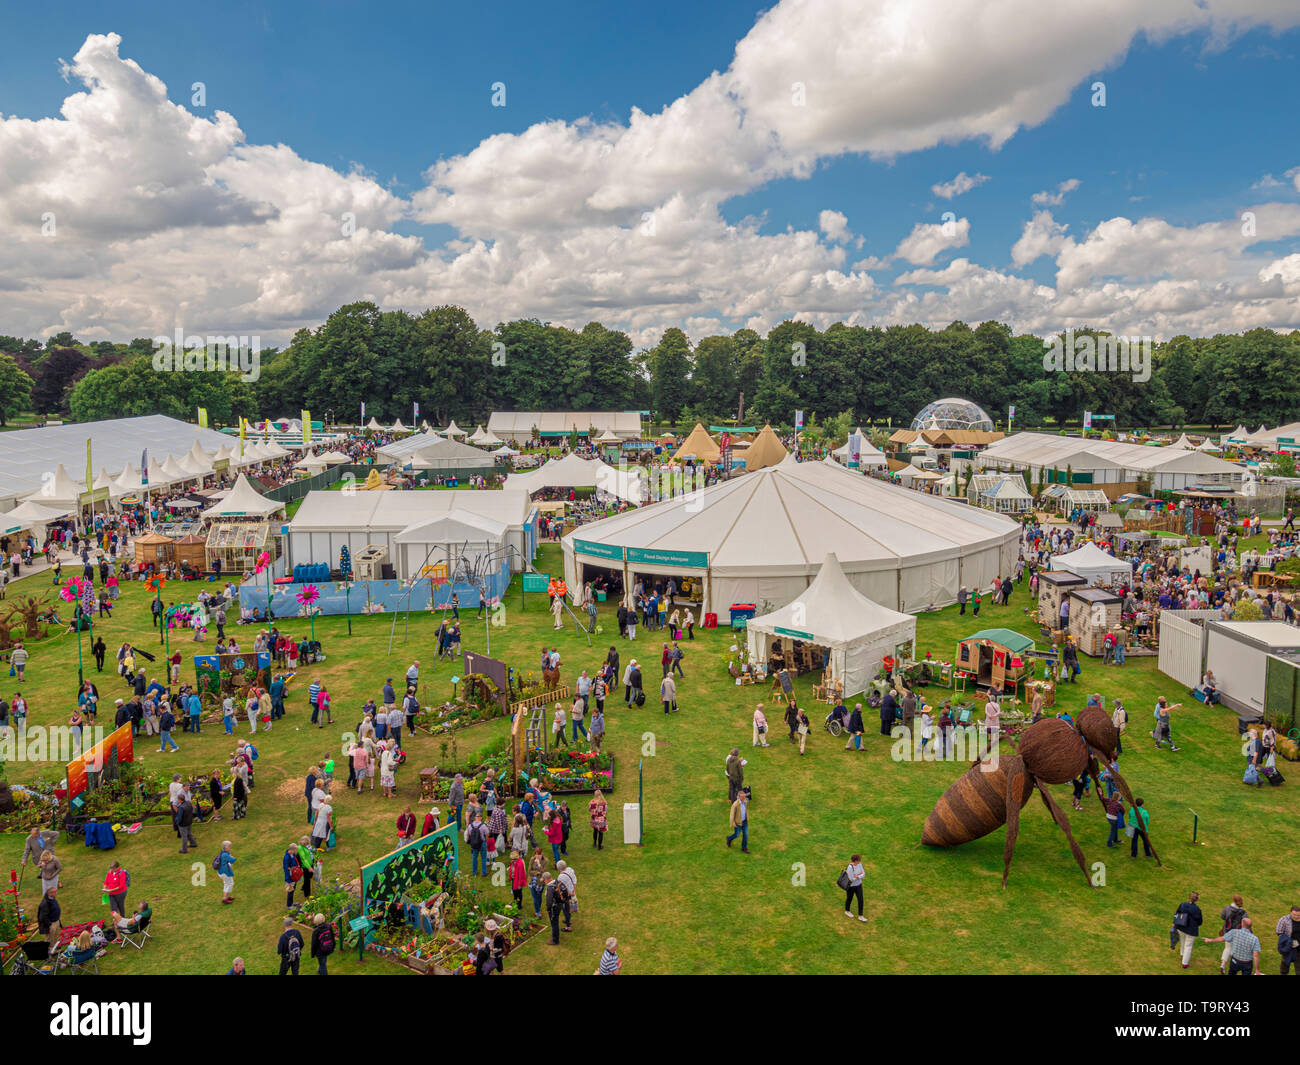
left=0, top=544, right=1293, bottom=975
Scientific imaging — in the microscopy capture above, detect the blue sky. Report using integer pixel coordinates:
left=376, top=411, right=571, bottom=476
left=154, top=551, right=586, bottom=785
left=2, top=0, right=1299, bottom=345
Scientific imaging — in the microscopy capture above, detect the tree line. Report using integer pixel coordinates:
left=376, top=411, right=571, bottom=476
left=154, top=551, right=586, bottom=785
left=1, top=312, right=1298, bottom=432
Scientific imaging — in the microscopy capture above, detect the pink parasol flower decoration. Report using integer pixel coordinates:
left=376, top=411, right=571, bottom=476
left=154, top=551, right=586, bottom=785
left=296, top=584, right=320, bottom=607
left=254, top=551, right=271, bottom=574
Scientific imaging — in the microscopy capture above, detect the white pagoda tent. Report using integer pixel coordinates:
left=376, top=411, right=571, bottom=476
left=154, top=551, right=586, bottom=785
left=745, top=553, right=916, bottom=699
left=1050, top=542, right=1132, bottom=587
left=201, top=474, right=285, bottom=518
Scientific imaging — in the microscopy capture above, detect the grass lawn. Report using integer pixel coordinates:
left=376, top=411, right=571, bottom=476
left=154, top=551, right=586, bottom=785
left=1, top=544, right=1294, bottom=975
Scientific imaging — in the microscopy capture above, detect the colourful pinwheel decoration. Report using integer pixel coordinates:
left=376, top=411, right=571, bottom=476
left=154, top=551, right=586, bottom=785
left=146, top=575, right=167, bottom=594
left=60, top=577, right=86, bottom=603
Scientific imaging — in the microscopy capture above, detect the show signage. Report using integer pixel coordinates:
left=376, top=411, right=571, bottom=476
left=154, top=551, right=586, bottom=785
left=573, top=539, right=625, bottom=561
left=625, top=547, right=709, bottom=569
left=774, top=626, right=814, bottom=640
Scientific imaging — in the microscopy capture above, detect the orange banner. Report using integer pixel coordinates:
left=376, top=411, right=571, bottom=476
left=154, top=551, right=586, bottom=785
left=66, top=723, right=135, bottom=801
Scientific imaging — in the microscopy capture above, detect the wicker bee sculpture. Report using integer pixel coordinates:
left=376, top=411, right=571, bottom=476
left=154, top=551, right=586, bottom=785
left=922, top=713, right=1160, bottom=887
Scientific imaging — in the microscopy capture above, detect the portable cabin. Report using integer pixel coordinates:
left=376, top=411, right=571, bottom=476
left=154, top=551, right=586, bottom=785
left=173, top=533, right=208, bottom=574
left=132, top=531, right=175, bottom=568
left=1067, top=586, right=1123, bottom=657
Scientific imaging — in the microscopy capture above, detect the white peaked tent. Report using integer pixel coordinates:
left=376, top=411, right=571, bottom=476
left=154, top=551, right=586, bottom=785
left=832, top=428, right=888, bottom=467
left=746, top=553, right=917, bottom=699
left=1196, top=438, right=1222, bottom=452
left=492, top=444, right=520, bottom=457
left=443, top=420, right=467, bottom=438
left=159, top=454, right=189, bottom=483
left=212, top=444, right=235, bottom=467
left=504, top=452, right=643, bottom=503
left=113, top=463, right=143, bottom=495
left=1, top=498, right=72, bottom=535
left=420, top=420, right=431, bottom=431
left=1050, top=542, right=1132, bottom=587
left=92, top=467, right=118, bottom=493
left=1169, top=434, right=1195, bottom=450
left=318, top=450, right=351, bottom=465
left=390, top=419, right=408, bottom=434
left=294, top=452, right=328, bottom=472
left=185, top=442, right=214, bottom=469
left=366, top=417, right=384, bottom=431
left=22, top=463, right=84, bottom=508
left=261, top=440, right=292, bottom=459
left=1222, top=425, right=1249, bottom=444
left=202, top=474, right=284, bottom=518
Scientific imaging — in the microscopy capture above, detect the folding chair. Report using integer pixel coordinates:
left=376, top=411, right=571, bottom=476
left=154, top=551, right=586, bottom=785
left=9, top=940, right=57, bottom=975
left=62, top=946, right=100, bottom=974
left=118, top=912, right=152, bottom=950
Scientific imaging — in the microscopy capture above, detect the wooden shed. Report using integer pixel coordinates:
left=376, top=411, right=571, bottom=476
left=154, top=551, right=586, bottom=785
left=953, top=628, right=1035, bottom=697
left=173, top=533, right=208, bottom=574
left=1037, top=569, right=1086, bottom=624
left=1067, top=586, right=1124, bottom=657
left=132, top=530, right=175, bottom=567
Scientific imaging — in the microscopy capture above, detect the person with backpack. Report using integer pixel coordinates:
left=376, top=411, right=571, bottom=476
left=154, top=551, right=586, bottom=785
left=1216, top=894, right=1248, bottom=974
left=310, top=913, right=335, bottom=975
left=1277, top=904, right=1300, bottom=976
left=465, top=814, right=490, bottom=877
left=544, top=872, right=568, bottom=945
left=215, top=841, right=236, bottom=904
left=316, top=684, right=332, bottom=729
left=277, top=917, right=305, bottom=975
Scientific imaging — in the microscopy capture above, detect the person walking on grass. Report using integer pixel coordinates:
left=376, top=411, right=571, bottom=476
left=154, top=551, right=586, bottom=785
left=726, top=789, right=750, bottom=853
left=1204, top=917, right=1261, bottom=976
left=1172, top=890, right=1203, bottom=969
left=277, top=917, right=304, bottom=975
left=660, top=671, right=677, bottom=714
left=1276, top=904, right=1300, bottom=976
left=841, top=853, right=868, bottom=923
left=844, top=703, right=865, bottom=752
left=310, top=912, right=335, bottom=975
left=552, top=703, right=569, bottom=747
left=215, top=841, right=236, bottom=904
left=1128, top=797, right=1153, bottom=859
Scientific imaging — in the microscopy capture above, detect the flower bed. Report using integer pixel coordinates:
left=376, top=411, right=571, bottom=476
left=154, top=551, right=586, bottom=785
left=523, top=749, right=614, bottom=794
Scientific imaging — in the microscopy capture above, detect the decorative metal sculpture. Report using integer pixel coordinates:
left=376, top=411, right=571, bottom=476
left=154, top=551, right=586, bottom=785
left=922, top=707, right=1158, bottom=887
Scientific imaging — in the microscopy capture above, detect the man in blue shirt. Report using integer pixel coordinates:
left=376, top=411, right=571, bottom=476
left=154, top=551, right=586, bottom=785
left=187, top=690, right=203, bottom=733
left=159, top=705, right=179, bottom=752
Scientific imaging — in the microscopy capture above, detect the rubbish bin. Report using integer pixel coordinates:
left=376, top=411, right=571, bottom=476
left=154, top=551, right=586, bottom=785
left=622, top=802, right=641, bottom=845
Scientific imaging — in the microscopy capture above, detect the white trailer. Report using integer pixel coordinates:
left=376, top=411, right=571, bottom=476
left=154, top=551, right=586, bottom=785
left=1203, top=621, right=1300, bottom=716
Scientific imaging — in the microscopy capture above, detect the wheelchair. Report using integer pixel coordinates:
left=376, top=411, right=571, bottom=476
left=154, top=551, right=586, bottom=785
left=823, top=711, right=845, bottom=737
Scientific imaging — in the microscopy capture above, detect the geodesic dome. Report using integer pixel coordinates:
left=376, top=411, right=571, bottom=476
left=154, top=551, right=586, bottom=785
left=910, top=397, right=994, bottom=433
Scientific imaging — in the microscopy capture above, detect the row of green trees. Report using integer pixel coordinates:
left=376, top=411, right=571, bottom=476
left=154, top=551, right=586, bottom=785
left=2, top=315, right=1298, bottom=431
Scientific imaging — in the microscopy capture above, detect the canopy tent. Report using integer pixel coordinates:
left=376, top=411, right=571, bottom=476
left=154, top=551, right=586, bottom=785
left=563, top=456, right=1020, bottom=614
left=366, top=417, right=384, bottom=431
left=831, top=428, right=888, bottom=467
left=1222, top=425, right=1249, bottom=444
left=159, top=455, right=190, bottom=483
left=467, top=425, right=501, bottom=445
left=741, top=424, right=788, bottom=471
left=22, top=463, right=85, bottom=508
left=594, top=429, right=622, bottom=444
left=1169, top=433, right=1196, bottom=450
left=0, top=499, right=72, bottom=536
left=260, top=440, right=292, bottom=459
left=293, top=453, right=328, bottom=472
left=177, top=453, right=211, bottom=480
left=1195, top=438, right=1222, bottom=452
left=746, top=553, right=916, bottom=699
left=442, top=420, right=467, bottom=438
left=388, top=437, right=496, bottom=472
left=896, top=464, right=942, bottom=482
left=491, top=444, right=520, bottom=457
left=672, top=423, right=721, bottom=463
left=389, top=419, right=409, bottom=434
left=184, top=442, right=214, bottom=469
left=318, top=451, right=352, bottom=465
left=1049, top=542, right=1132, bottom=587
left=201, top=473, right=285, bottom=518
left=504, top=452, right=644, bottom=503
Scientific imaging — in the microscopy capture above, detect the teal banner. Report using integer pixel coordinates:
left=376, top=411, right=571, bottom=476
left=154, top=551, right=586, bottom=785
left=573, top=539, right=625, bottom=562
left=626, top=547, right=709, bottom=569
left=774, top=626, right=814, bottom=640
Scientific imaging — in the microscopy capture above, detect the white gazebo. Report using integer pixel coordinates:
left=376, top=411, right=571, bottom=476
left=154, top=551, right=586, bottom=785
left=1050, top=543, right=1133, bottom=587
left=201, top=474, right=285, bottom=518
left=22, top=463, right=85, bottom=509
left=832, top=428, right=888, bottom=467
left=745, top=553, right=917, bottom=699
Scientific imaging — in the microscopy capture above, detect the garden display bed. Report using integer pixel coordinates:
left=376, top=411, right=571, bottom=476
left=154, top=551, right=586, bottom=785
left=524, top=750, right=614, bottom=795
left=364, top=910, right=546, bottom=974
